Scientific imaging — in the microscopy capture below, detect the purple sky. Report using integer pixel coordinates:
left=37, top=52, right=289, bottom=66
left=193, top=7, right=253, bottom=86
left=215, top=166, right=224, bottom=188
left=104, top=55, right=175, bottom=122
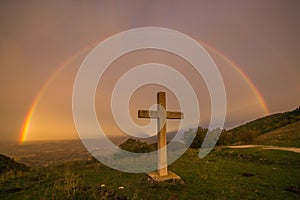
left=0, top=1, right=299, bottom=141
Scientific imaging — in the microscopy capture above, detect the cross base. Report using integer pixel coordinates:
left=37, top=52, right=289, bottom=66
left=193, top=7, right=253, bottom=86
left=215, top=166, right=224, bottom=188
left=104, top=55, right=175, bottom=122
left=146, top=171, right=183, bottom=183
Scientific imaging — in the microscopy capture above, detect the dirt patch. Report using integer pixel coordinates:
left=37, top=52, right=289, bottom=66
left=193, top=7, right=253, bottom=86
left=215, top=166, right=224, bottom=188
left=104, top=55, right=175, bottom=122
left=226, top=145, right=300, bottom=153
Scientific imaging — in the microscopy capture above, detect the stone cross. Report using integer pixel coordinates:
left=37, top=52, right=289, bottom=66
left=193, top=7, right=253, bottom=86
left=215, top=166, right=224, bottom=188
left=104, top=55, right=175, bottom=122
left=138, top=92, right=183, bottom=176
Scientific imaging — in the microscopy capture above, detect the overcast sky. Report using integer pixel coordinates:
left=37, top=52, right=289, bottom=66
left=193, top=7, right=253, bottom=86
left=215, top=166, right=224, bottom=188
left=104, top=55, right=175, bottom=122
left=0, top=1, right=299, bottom=142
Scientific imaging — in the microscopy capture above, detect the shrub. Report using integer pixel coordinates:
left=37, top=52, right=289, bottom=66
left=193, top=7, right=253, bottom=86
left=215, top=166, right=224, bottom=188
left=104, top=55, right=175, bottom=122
left=119, top=138, right=154, bottom=153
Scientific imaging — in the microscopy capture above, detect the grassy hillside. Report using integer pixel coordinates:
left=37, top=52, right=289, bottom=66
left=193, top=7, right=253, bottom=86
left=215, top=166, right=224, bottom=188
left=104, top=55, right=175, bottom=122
left=253, top=121, right=300, bottom=147
left=0, top=148, right=299, bottom=199
left=0, top=154, right=28, bottom=173
left=231, top=106, right=300, bottom=135
left=217, top=107, right=300, bottom=145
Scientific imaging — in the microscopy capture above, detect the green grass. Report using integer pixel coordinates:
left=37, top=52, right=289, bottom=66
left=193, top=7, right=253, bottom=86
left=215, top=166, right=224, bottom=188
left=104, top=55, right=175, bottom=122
left=0, top=148, right=299, bottom=199
left=253, top=121, right=300, bottom=147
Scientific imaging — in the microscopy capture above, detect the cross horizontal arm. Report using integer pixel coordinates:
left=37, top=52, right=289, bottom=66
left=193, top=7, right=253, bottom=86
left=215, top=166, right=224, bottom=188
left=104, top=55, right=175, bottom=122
left=138, top=110, right=183, bottom=119
left=138, top=110, right=159, bottom=118
left=166, top=111, right=183, bottom=119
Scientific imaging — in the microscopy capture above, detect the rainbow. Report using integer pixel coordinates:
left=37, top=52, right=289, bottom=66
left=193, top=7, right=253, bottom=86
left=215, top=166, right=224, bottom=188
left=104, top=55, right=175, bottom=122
left=19, top=39, right=269, bottom=144
left=199, top=42, right=269, bottom=115
left=19, top=40, right=99, bottom=144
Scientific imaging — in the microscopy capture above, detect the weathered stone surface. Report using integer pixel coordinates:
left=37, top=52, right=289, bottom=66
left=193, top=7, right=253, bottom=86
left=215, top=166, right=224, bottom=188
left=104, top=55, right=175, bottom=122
left=147, top=171, right=183, bottom=183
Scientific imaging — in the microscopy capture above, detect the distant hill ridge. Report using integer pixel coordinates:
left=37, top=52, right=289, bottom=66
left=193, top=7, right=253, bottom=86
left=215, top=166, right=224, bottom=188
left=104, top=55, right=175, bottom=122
left=0, top=154, right=28, bottom=173
left=120, top=107, right=300, bottom=149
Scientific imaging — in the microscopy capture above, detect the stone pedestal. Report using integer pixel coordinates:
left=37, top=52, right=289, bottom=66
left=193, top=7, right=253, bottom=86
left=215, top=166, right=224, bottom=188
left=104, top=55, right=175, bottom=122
left=147, top=171, right=183, bottom=183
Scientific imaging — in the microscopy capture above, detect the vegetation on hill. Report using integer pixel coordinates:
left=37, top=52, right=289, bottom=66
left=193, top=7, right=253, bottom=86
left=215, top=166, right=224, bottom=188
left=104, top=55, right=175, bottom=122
left=226, top=106, right=300, bottom=144
left=0, top=154, right=28, bottom=173
left=182, top=106, right=300, bottom=147
left=253, top=120, right=300, bottom=147
left=119, top=138, right=156, bottom=153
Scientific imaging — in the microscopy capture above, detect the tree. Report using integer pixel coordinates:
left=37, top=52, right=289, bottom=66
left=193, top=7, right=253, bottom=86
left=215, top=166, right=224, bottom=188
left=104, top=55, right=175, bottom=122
left=182, top=127, right=208, bottom=148
left=235, top=130, right=257, bottom=144
left=217, top=130, right=234, bottom=145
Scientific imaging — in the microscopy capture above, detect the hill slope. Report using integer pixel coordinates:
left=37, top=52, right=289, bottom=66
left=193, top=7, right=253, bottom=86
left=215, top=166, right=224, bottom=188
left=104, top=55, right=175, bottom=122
left=253, top=120, right=300, bottom=147
left=218, top=107, right=300, bottom=147
left=0, top=154, right=28, bottom=173
left=231, top=106, right=300, bottom=135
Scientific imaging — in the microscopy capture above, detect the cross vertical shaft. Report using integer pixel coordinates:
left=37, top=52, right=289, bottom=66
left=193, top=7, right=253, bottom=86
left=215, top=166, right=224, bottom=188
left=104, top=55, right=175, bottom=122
left=157, top=92, right=167, bottom=176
